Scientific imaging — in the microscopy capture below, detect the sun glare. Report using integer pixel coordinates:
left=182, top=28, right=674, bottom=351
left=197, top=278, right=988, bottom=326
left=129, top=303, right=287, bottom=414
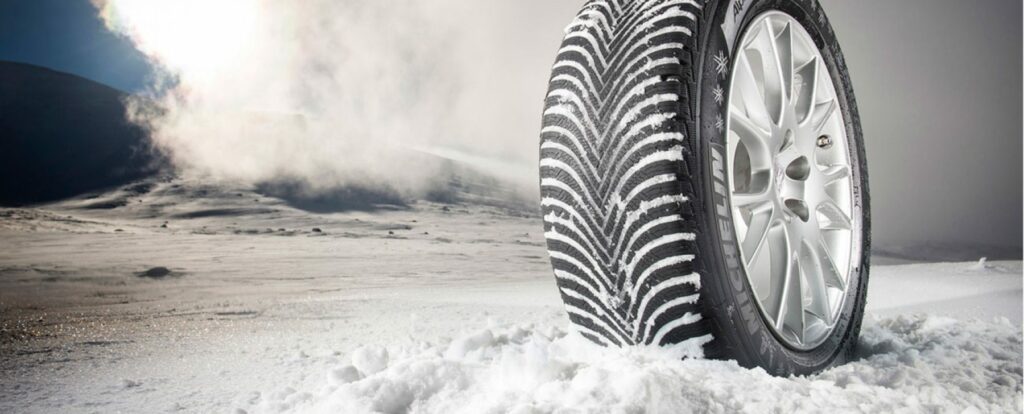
left=98, top=0, right=261, bottom=79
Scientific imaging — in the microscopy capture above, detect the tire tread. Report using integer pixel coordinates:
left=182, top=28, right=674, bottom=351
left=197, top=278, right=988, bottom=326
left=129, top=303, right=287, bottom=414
left=541, top=0, right=712, bottom=349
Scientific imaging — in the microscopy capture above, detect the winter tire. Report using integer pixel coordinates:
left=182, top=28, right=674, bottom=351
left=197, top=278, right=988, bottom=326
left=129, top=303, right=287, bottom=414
left=539, top=0, right=869, bottom=376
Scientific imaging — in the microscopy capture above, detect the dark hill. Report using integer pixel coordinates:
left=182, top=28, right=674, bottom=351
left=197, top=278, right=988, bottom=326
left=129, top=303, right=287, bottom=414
left=0, top=61, right=163, bottom=206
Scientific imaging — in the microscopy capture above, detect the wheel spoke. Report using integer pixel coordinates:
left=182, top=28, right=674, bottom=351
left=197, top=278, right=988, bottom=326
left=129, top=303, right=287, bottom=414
left=772, top=21, right=794, bottom=104
left=816, top=241, right=847, bottom=290
left=729, top=106, right=773, bottom=161
left=744, top=19, right=786, bottom=125
left=777, top=251, right=805, bottom=341
left=762, top=223, right=790, bottom=320
left=775, top=140, right=801, bottom=166
left=821, top=164, right=850, bottom=186
left=812, top=99, right=838, bottom=134
left=793, top=56, right=819, bottom=124
left=818, top=199, right=852, bottom=231
left=729, top=105, right=772, bottom=141
left=734, top=52, right=776, bottom=130
left=742, top=207, right=775, bottom=266
left=804, top=245, right=834, bottom=326
left=732, top=192, right=771, bottom=210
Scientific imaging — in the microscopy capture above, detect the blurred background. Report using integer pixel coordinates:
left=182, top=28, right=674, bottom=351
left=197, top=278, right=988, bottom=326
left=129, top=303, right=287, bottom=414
left=1, top=0, right=1020, bottom=259
left=824, top=0, right=1022, bottom=261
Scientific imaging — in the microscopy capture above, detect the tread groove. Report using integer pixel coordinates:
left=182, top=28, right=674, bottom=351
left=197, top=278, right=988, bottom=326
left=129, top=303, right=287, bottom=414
left=541, top=0, right=711, bottom=348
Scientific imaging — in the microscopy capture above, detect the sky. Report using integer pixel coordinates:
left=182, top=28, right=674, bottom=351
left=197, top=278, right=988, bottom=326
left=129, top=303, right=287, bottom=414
left=0, top=0, right=152, bottom=91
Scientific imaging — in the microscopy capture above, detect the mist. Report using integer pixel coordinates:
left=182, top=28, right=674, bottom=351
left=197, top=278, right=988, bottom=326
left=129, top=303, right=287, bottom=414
left=92, top=0, right=1021, bottom=254
left=93, top=0, right=585, bottom=199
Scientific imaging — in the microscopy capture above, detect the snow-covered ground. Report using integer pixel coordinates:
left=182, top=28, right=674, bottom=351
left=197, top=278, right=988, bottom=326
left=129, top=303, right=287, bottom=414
left=0, top=179, right=1020, bottom=413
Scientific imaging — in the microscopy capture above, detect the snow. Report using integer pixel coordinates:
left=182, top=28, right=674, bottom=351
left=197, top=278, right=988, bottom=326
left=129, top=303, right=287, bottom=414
left=251, top=316, right=1022, bottom=414
left=351, top=346, right=390, bottom=376
left=0, top=179, right=1020, bottom=413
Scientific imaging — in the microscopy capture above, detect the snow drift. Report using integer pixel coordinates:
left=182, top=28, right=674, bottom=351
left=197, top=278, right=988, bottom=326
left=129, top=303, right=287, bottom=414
left=251, top=315, right=1022, bottom=413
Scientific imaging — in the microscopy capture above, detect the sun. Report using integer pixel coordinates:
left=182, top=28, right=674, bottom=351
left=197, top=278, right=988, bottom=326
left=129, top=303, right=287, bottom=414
left=96, top=0, right=262, bottom=80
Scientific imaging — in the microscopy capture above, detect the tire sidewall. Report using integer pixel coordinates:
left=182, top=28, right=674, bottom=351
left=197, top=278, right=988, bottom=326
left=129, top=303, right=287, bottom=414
left=691, top=0, right=870, bottom=375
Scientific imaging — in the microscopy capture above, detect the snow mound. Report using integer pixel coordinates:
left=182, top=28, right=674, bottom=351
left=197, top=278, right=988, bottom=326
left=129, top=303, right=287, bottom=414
left=251, top=315, right=1022, bottom=413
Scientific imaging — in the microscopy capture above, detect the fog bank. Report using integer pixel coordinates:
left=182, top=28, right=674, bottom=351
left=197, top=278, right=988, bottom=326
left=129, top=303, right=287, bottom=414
left=95, top=0, right=584, bottom=198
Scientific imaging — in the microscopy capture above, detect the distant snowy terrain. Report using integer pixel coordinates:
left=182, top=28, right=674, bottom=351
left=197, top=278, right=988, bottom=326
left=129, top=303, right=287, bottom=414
left=0, top=179, right=1020, bottom=413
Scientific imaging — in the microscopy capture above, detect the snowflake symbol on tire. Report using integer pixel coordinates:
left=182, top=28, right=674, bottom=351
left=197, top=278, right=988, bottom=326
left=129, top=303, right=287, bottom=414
left=714, top=51, right=729, bottom=79
left=713, top=85, right=725, bottom=106
left=715, top=113, right=725, bottom=133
